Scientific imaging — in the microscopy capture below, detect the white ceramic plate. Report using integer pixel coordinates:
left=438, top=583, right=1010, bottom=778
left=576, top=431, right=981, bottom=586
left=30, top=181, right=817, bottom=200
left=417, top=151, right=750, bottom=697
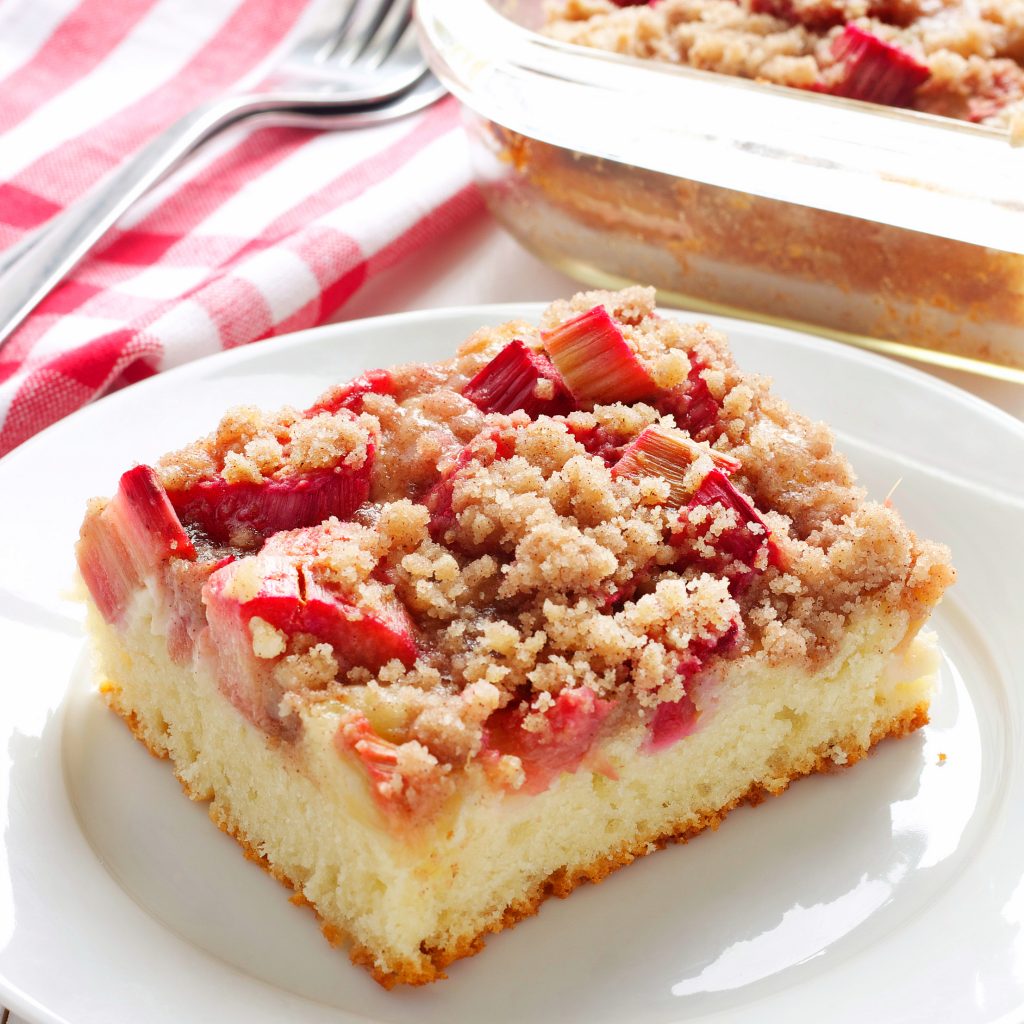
left=1, top=305, right=1022, bottom=1024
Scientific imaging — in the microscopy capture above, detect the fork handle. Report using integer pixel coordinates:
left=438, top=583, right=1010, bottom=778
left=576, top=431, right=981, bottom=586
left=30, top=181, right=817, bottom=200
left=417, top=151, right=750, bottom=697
left=0, top=95, right=262, bottom=350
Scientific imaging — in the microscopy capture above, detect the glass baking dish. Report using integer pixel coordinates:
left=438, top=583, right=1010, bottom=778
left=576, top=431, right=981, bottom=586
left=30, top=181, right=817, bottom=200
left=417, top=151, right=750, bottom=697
left=418, top=0, right=1024, bottom=382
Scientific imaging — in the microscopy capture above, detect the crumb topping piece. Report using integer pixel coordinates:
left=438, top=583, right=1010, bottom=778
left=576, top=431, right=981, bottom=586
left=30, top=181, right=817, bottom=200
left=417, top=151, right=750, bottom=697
left=462, top=339, right=576, bottom=418
left=157, top=405, right=376, bottom=548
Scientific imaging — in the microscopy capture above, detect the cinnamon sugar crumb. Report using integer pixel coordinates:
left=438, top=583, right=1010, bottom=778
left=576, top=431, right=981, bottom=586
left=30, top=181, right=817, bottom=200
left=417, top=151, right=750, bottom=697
left=157, top=404, right=372, bottom=493
left=289, top=412, right=373, bottom=472
left=250, top=616, right=287, bottom=659
left=274, top=643, right=339, bottom=692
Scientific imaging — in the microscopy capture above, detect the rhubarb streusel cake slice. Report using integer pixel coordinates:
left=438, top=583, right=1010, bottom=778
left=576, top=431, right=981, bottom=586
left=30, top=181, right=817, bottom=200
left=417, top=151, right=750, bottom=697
left=76, top=288, right=954, bottom=987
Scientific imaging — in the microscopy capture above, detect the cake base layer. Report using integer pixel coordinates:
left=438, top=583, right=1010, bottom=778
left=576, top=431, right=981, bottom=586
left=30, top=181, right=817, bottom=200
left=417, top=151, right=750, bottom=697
left=87, top=595, right=937, bottom=987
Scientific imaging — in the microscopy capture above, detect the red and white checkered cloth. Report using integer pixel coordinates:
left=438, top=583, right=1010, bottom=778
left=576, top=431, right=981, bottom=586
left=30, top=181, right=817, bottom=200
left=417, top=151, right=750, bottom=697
left=0, top=0, right=483, bottom=457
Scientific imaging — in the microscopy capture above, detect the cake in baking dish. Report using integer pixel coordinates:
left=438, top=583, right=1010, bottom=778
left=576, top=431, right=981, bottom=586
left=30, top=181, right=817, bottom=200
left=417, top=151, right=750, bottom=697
left=545, top=0, right=1024, bottom=129
left=76, top=287, right=954, bottom=986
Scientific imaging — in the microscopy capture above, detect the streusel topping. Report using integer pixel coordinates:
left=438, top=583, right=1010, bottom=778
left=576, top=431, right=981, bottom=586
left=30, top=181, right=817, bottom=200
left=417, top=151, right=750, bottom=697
left=158, top=404, right=375, bottom=491
left=107, top=288, right=951, bottom=799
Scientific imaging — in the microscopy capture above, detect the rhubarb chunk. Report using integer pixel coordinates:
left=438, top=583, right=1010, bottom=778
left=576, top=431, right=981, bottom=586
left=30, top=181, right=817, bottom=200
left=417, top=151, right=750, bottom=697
left=158, top=405, right=376, bottom=546
left=543, top=306, right=656, bottom=405
left=644, top=620, right=739, bottom=751
left=168, top=464, right=372, bottom=547
left=247, top=564, right=416, bottom=671
left=77, top=513, right=139, bottom=625
left=209, top=543, right=417, bottom=674
left=646, top=694, right=700, bottom=753
left=77, top=466, right=196, bottom=624
left=334, top=712, right=453, bottom=819
left=656, top=357, right=721, bottom=439
left=484, top=687, right=614, bottom=794
left=564, top=420, right=627, bottom=466
left=675, top=469, right=784, bottom=588
left=748, top=0, right=845, bottom=29
left=426, top=427, right=516, bottom=539
left=336, top=713, right=405, bottom=809
left=463, top=340, right=575, bottom=418
left=826, top=25, right=930, bottom=106
left=612, top=425, right=741, bottom=506
left=203, top=538, right=417, bottom=735
left=306, top=369, right=395, bottom=416
left=116, top=466, right=197, bottom=569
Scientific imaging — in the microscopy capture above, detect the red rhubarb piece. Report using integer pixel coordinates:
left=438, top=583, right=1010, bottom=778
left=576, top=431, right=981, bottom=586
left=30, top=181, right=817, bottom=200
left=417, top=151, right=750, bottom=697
left=463, top=340, right=575, bottom=418
left=565, top=420, right=626, bottom=466
left=688, top=470, right=781, bottom=566
left=168, top=457, right=372, bottom=546
left=202, top=564, right=293, bottom=736
left=248, top=563, right=416, bottom=671
left=646, top=693, right=700, bottom=753
left=675, top=469, right=783, bottom=588
left=334, top=712, right=451, bottom=818
left=827, top=24, right=930, bottom=107
left=252, top=521, right=417, bottom=668
left=203, top=545, right=416, bottom=734
left=116, top=465, right=197, bottom=569
left=657, top=357, right=720, bottom=439
left=484, top=686, right=614, bottom=794
left=214, top=530, right=418, bottom=672
left=643, top=622, right=738, bottom=751
left=335, top=712, right=404, bottom=801
left=749, top=0, right=789, bottom=14
left=77, top=515, right=139, bottom=625
left=749, top=0, right=846, bottom=29
left=425, top=427, right=516, bottom=539
left=612, top=425, right=741, bottom=507
left=306, top=369, right=395, bottom=416
left=543, top=306, right=657, bottom=406
left=77, top=465, right=196, bottom=624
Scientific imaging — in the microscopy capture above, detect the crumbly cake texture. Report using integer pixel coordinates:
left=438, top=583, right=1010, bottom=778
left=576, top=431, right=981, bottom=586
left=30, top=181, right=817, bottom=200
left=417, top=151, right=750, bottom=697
left=544, top=0, right=1024, bottom=131
left=76, top=287, right=954, bottom=987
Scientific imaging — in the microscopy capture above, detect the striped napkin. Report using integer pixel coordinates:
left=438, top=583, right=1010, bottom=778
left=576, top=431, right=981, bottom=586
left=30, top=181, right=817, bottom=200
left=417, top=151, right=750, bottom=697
left=0, top=0, right=482, bottom=457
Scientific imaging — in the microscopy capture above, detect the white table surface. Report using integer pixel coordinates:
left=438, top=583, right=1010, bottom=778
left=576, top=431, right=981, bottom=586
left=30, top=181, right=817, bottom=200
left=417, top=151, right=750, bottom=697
left=4, top=213, right=1022, bottom=1024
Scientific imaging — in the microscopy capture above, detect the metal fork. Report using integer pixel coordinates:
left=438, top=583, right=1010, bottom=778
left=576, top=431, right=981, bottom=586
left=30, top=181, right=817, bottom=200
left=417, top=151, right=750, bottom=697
left=0, top=0, right=426, bottom=279
left=0, top=0, right=440, bottom=350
